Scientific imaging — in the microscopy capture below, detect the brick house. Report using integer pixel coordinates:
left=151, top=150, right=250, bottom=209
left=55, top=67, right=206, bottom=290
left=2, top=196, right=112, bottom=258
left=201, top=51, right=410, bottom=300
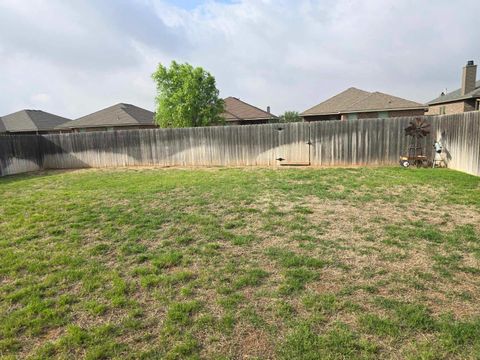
left=0, top=110, right=71, bottom=134
left=222, top=97, right=277, bottom=125
left=301, top=87, right=426, bottom=121
left=427, top=61, right=480, bottom=115
left=57, top=103, right=157, bottom=132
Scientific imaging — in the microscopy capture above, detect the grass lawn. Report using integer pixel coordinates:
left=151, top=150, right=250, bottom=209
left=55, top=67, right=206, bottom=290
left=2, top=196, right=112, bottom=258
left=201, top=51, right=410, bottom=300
left=1, top=167, right=480, bottom=359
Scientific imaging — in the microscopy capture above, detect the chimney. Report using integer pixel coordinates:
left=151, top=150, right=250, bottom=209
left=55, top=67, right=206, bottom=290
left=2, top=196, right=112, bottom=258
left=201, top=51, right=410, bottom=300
left=461, top=60, right=477, bottom=96
left=267, top=106, right=271, bottom=113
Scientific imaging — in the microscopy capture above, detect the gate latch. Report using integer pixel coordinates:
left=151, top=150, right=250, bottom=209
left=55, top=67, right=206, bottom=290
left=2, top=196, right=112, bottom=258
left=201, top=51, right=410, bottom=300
left=276, top=157, right=285, bottom=161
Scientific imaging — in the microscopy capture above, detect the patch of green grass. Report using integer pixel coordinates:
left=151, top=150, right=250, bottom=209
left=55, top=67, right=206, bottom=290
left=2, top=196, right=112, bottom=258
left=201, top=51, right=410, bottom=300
left=438, top=315, right=480, bottom=353
left=302, top=293, right=340, bottom=315
left=121, top=241, right=148, bottom=255
left=166, top=301, right=202, bottom=327
left=384, top=222, right=444, bottom=244
left=35, top=324, right=127, bottom=359
left=266, top=247, right=327, bottom=269
left=234, top=268, right=269, bottom=289
left=374, top=298, right=436, bottom=332
left=165, top=334, right=200, bottom=360
left=83, top=300, right=109, bottom=315
left=217, top=293, right=244, bottom=311
left=152, top=251, right=184, bottom=269
left=404, top=316, right=480, bottom=358
left=359, top=314, right=400, bottom=337
left=279, top=268, right=318, bottom=295
left=279, top=322, right=378, bottom=359
left=275, top=300, right=296, bottom=319
left=224, top=219, right=246, bottom=230
left=218, top=313, right=236, bottom=334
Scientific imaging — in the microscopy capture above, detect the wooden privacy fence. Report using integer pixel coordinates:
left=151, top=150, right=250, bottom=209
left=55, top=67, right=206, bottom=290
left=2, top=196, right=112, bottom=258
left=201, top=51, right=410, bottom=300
left=1, top=112, right=479, bottom=177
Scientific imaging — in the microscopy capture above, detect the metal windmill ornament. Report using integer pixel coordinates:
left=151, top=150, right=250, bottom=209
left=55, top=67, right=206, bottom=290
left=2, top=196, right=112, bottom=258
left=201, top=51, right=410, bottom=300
left=399, top=118, right=431, bottom=168
left=404, top=118, right=431, bottom=138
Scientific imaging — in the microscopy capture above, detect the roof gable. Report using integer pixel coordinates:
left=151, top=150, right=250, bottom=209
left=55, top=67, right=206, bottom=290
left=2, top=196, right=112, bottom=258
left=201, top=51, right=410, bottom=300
left=59, top=103, right=155, bottom=129
left=0, top=110, right=71, bottom=132
left=301, top=87, right=425, bottom=116
left=428, top=80, right=480, bottom=105
left=222, top=97, right=277, bottom=121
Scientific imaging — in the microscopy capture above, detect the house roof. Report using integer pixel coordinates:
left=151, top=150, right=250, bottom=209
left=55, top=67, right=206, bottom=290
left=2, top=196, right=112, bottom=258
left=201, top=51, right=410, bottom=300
left=0, top=118, right=6, bottom=133
left=428, top=80, right=480, bottom=105
left=58, top=103, right=155, bottom=129
left=0, top=110, right=71, bottom=133
left=222, top=97, right=277, bottom=122
left=301, top=87, right=426, bottom=116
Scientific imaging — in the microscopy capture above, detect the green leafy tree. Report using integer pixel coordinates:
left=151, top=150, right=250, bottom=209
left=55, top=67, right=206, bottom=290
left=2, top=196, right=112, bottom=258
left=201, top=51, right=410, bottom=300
left=152, top=61, right=225, bottom=127
left=279, top=111, right=302, bottom=123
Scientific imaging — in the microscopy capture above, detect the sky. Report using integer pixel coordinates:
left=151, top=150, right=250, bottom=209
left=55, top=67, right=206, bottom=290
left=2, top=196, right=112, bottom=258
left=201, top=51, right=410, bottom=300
left=0, top=0, right=479, bottom=119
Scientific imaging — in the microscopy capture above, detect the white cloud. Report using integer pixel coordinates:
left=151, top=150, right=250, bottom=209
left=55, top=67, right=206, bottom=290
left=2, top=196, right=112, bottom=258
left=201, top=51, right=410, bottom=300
left=0, top=0, right=479, bottom=118
left=31, top=93, right=51, bottom=104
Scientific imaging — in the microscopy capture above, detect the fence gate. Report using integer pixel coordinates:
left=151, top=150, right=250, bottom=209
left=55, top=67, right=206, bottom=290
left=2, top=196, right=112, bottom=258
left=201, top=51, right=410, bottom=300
left=274, top=122, right=311, bottom=166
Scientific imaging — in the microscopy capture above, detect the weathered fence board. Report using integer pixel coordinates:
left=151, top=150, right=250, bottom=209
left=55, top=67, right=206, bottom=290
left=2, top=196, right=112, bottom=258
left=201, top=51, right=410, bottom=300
left=0, top=135, right=42, bottom=176
left=430, top=112, right=480, bottom=176
left=1, top=112, right=479, bottom=177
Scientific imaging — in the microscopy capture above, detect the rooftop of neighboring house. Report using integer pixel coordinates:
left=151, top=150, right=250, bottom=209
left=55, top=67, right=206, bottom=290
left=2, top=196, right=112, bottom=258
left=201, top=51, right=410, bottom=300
left=428, top=80, right=480, bottom=105
left=58, top=103, right=155, bottom=129
left=0, top=109, right=71, bottom=133
left=222, top=97, right=277, bottom=122
left=301, top=87, right=426, bottom=116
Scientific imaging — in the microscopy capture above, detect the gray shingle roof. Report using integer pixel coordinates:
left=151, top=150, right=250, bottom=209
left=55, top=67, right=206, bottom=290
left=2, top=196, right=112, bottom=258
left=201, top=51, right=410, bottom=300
left=222, top=97, right=277, bottom=122
left=58, top=103, right=155, bottom=129
left=0, top=110, right=71, bottom=132
left=428, top=80, right=480, bottom=105
left=301, top=88, right=370, bottom=116
left=0, top=118, right=6, bottom=133
left=301, top=87, right=426, bottom=116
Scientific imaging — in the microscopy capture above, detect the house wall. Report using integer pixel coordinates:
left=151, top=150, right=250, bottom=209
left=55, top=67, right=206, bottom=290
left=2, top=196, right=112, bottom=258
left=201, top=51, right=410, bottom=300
left=426, top=101, right=472, bottom=116
left=226, top=119, right=273, bottom=126
left=71, top=125, right=158, bottom=132
left=388, top=109, right=427, bottom=118
left=302, top=114, right=341, bottom=121
left=357, top=112, right=378, bottom=119
left=305, top=109, right=425, bottom=122
left=355, top=109, right=425, bottom=119
left=3, top=130, right=69, bottom=135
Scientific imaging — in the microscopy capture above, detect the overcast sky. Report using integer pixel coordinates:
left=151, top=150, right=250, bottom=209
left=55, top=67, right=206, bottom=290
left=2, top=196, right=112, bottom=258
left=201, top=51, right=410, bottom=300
left=0, top=0, right=479, bottom=119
